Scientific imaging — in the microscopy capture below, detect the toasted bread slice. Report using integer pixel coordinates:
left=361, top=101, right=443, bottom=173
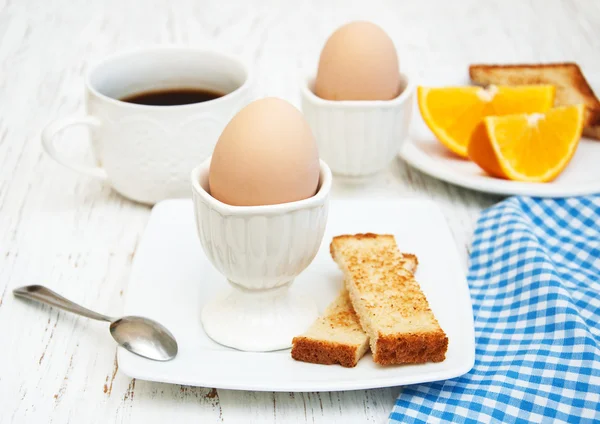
left=291, top=290, right=368, bottom=367
left=330, top=233, right=447, bottom=366
left=291, top=253, right=418, bottom=367
left=469, top=63, right=600, bottom=138
left=583, top=125, right=600, bottom=140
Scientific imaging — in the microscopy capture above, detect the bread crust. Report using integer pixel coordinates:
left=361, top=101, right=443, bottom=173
left=374, top=331, right=448, bottom=365
left=583, top=125, right=600, bottom=139
left=291, top=337, right=363, bottom=368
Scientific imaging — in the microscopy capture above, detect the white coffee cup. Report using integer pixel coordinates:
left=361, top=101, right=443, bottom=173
left=42, top=46, right=252, bottom=204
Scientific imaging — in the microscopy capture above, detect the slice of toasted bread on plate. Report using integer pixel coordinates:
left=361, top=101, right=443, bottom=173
left=292, top=251, right=418, bottom=367
left=330, top=233, right=448, bottom=366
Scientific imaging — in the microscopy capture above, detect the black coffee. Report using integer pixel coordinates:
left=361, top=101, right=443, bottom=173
left=120, top=88, right=224, bottom=106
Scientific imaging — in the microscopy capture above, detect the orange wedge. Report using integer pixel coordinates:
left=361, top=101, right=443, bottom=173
left=468, top=105, right=585, bottom=182
left=418, top=85, right=555, bottom=157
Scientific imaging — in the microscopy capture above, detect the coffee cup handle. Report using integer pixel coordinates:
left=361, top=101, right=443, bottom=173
left=41, top=116, right=108, bottom=179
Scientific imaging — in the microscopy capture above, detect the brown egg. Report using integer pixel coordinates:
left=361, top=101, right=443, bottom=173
left=209, top=98, right=320, bottom=206
left=315, top=21, right=401, bottom=101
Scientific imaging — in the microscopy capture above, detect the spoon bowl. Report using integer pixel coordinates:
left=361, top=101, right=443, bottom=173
left=110, top=316, right=178, bottom=361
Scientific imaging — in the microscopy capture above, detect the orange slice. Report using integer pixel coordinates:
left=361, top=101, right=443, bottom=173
left=468, top=105, right=585, bottom=182
left=418, top=85, right=555, bottom=157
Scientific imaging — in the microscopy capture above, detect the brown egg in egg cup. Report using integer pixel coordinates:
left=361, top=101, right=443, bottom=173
left=301, top=21, right=415, bottom=177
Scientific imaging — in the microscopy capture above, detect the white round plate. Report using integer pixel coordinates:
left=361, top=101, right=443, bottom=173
left=399, top=68, right=600, bottom=197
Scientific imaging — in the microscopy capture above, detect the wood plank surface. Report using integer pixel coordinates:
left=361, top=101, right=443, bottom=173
left=1, top=0, right=599, bottom=422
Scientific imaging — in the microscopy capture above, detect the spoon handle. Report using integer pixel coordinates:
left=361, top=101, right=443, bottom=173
left=13, top=285, right=114, bottom=322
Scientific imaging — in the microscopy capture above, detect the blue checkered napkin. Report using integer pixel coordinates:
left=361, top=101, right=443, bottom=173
left=389, top=196, right=600, bottom=424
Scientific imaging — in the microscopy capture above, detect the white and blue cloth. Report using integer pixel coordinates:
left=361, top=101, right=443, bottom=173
left=390, top=196, right=600, bottom=423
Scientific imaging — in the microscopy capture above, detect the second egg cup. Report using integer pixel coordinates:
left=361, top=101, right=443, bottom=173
left=302, top=73, right=415, bottom=177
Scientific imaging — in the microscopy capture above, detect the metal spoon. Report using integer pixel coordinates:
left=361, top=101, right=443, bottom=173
left=13, top=285, right=178, bottom=361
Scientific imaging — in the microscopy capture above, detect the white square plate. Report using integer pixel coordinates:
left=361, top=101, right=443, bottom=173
left=400, top=68, right=600, bottom=197
left=119, top=198, right=475, bottom=392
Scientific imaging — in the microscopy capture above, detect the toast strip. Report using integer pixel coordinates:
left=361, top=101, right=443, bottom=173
left=330, top=233, right=448, bottom=365
left=291, top=289, right=369, bottom=367
left=291, top=253, right=418, bottom=367
left=469, top=63, right=600, bottom=137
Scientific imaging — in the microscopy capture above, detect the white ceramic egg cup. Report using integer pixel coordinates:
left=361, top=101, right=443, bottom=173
left=301, top=73, right=415, bottom=177
left=190, top=158, right=332, bottom=351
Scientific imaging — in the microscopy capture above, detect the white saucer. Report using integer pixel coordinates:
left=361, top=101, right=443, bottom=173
left=400, top=68, right=600, bottom=197
left=118, top=198, right=475, bottom=392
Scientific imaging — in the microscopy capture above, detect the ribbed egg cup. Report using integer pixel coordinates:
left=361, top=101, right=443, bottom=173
left=301, top=73, right=415, bottom=177
left=191, top=157, right=332, bottom=352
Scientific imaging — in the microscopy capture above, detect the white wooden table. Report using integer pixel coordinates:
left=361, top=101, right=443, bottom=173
left=2, top=1, right=599, bottom=422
